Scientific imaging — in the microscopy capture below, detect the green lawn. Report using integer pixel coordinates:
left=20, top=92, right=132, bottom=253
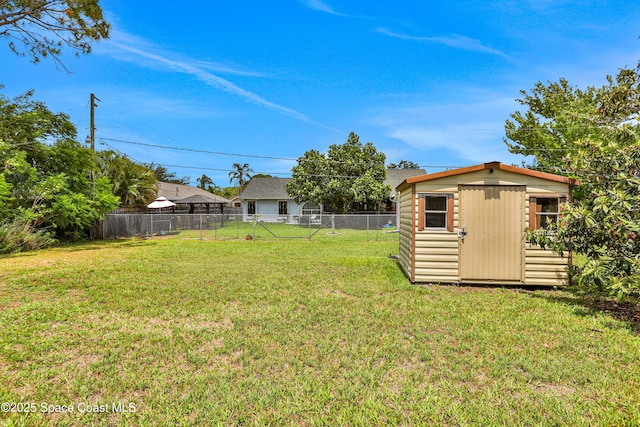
left=0, top=235, right=639, bottom=426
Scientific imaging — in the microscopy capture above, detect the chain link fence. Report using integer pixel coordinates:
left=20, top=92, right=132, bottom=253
left=102, top=213, right=400, bottom=242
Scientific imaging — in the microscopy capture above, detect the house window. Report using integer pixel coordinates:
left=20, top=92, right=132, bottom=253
left=534, top=198, right=560, bottom=229
left=278, top=201, right=288, bottom=215
left=247, top=201, right=256, bottom=215
left=424, top=195, right=448, bottom=229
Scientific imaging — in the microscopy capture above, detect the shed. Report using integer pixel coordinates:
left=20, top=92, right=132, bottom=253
left=396, top=161, right=579, bottom=286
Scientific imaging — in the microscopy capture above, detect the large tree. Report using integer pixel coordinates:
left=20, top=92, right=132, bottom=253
left=0, top=0, right=110, bottom=67
left=512, top=64, right=640, bottom=297
left=286, top=132, right=389, bottom=213
left=0, top=90, right=119, bottom=247
left=387, top=160, right=420, bottom=169
left=503, top=69, right=640, bottom=173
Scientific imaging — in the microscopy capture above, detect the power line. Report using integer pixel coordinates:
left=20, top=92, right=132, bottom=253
left=100, top=137, right=299, bottom=162
left=100, top=137, right=407, bottom=167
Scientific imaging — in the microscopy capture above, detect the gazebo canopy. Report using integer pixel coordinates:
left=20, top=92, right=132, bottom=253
left=147, top=196, right=176, bottom=209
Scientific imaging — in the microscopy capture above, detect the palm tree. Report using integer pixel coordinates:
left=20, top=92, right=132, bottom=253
left=96, top=150, right=157, bottom=207
left=228, top=163, right=254, bottom=197
left=197, top=174, right=213, bottom=190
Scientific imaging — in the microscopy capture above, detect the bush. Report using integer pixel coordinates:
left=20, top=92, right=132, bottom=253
left=0, top=218, right=55, bottom=254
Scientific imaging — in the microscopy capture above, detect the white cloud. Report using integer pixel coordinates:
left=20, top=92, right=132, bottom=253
left=375, top=27, right=509, bottom=58
left=98, top=29, right=338, bottom=130
left=301, top=0, right=345, bottom=16
left=365, top=94, right=525, bottom=165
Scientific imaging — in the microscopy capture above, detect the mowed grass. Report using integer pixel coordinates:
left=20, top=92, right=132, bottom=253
left=0, top=235, right=639, bottom=426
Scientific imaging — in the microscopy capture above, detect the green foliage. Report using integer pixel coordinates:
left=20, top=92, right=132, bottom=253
left=0, top=173, right=12, bottom=218
left=212, top=186, right=239, bottom=199
left=0, top=90, right=119, bottom=246
left=0, top=215, right=55, bottom=253
left=142, top=162, right=190, bottom=185
left=0, top=89, right=76, bottom=145
left=2, top=239, right=640, bottom=425
left=387, top=160, right=420, bottom=169
left=95, top=150, right=156, bottom=207
left=505, top=79, right=600, bottom=171
left=228, top=162, right=253, bottom=190
left=521, top=64, right=640, bottom=297
left=505, top=65, right=640, bottom=174
left=0, top=0, right=110, bottom=68
left=286, top=132, right=389, bottom=213
left=196, top=173, right=213, bottom=190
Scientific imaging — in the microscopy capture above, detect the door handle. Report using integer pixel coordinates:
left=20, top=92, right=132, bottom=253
left=458, top=227, right=467, bottom=241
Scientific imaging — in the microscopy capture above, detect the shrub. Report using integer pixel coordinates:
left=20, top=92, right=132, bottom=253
left=0, top=217, right=55, bottom=254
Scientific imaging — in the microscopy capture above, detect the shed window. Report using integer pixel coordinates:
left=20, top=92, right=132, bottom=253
left=418, top=194, right=454, bottom=231
left=529, top=196, right=565, bottom=230
left=425, top=196, right=447, bottom=228
left=247, top=201, right=256, bottom=215
left=278, top=201, right=288, bottom=215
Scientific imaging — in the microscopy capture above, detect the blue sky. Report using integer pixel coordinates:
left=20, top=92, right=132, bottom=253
left=2, top=0, right=639, bottom=187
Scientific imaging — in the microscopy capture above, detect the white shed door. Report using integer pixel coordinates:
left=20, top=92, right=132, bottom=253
left=459, top=185, right=525, bottom=282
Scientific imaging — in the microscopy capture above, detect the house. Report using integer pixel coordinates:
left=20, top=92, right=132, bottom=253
left=241, top=169, right=427, bottom=223
left=385, top=168, right=427, bottom=194
left=396, top=161, right=579, bottom=286
left=241, top=178, right=304, bottom=223
left=385, top=168, right=427, bottom=228
left=229, top=195, right=242, bottom=208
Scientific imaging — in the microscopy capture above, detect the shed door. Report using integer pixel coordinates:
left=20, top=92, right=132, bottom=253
left=459, top=185, right=525, bottom=282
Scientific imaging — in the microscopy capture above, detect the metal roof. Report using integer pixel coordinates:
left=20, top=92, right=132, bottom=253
left=396, top=161, right=580, bottom=191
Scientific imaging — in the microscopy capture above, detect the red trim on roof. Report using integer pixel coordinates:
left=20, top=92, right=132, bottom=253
left=397, top=162, right=579, bottom=191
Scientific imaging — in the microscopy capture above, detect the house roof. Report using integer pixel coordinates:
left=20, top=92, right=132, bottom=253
left=156, top=181, right=231, bottom=204
left=242, top=178, right=293, bottom=200
left=396, top=161, right=580, bottom=191
left=242, top=170, right=427, bottom=200
left=385, top=168, right=427, bottom=191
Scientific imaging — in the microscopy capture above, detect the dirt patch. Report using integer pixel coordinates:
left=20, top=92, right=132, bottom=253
left=587, top=298, right=640, bottom=323
left=528, top=382, right=575, bottom=396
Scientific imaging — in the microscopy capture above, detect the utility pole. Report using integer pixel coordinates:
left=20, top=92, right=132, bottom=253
left=89, top=93, right=100, bottom=154
left=89, top=93, right=100, bottom=239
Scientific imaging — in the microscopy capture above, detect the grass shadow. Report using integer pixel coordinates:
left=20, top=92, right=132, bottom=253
left=528, top=290, right=640, bottom=334
left=0, top=251, right=38, bottom=260
left=60, top=238, right=152, bottom=252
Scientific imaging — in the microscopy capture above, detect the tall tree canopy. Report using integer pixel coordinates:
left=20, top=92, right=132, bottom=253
left=512, top=64, right=640, bottom=297
left=0, top=90, right=118, bottom=248
left=387, top=160, right=420, bottom=169
left=504, top=67, right=640, bottom=172
left=0, top=0, right=110, bottom=67
left=228, top=163, right=253, bottom=193
left=196, top=174, right=212, bottom=189
left=142, top=162, right=189, bottom=185
left=286, top=132, right=389, bottom=213
left=95, top=151, right=157, bottom=207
